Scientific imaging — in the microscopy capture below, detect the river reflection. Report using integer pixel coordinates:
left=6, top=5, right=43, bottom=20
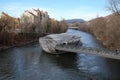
left=0, top=29, right=120, bottom=80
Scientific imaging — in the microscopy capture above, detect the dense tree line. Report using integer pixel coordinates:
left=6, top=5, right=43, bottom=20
left=0, top=13, right=68, bottom=49
left=78, top=14, right=120, bottom=50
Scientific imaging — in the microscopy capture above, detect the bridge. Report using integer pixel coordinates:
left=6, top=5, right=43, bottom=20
left=68, top=27, right=79, bottom=30
left=55, top=43, right=120, bottom=60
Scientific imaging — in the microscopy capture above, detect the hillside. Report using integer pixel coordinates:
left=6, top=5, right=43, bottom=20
left=78, top=14, right=120, bottom=50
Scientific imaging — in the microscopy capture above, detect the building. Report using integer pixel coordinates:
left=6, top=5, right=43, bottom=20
left=20, top=9, right=49, bottom=24
left=20, top=9, right=49, bottom=33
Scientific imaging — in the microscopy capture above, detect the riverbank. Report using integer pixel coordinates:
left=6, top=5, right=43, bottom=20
left=0, top=39, right=39, bottom=51
left=0, top=32, right=40, bottom=52
left=78, top=15, right=120, bottom=50
left=0, top=32, right=57, bottom=52
left=0, top=32, right=63, bottom=52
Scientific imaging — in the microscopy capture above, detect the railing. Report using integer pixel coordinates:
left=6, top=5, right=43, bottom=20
left=55, top=43, right=120, bottom=60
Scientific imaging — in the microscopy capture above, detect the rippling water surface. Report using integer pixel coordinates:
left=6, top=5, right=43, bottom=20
left=0, top=29, right=120, bottom=80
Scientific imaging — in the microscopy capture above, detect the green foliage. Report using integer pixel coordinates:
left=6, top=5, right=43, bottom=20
left=44, top=20, right=51, bottom=32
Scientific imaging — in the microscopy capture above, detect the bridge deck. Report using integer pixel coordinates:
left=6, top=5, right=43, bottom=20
left=68, top=27, right=79, bottom=30
left=56, top=43, right=120, bottom=60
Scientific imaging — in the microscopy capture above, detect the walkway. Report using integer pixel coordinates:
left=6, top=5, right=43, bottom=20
left=55, top=43, right=120, bottom=60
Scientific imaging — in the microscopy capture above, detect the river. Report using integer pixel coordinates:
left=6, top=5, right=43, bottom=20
left=0, top=29, right=120, bottom=80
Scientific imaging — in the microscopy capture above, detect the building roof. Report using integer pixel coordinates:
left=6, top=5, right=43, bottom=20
left=25, top=9, right=39, bottom=16
left=24, top=9, right=48, bottom=16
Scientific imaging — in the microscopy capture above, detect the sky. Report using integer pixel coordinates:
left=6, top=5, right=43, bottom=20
left=0, top=0, right=111, bottom=21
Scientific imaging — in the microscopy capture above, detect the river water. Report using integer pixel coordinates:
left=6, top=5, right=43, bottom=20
left=0, top=29, right=120, bottom=80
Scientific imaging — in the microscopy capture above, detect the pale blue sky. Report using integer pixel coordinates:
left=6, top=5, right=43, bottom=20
left=0, top=0, right=110, bottom=20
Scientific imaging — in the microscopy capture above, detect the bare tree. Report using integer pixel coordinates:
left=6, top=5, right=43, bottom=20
left=108, top=0, right=120, bottom=16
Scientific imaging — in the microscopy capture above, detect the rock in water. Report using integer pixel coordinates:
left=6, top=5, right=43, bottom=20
left=39, top=33, right=82, bottom=54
